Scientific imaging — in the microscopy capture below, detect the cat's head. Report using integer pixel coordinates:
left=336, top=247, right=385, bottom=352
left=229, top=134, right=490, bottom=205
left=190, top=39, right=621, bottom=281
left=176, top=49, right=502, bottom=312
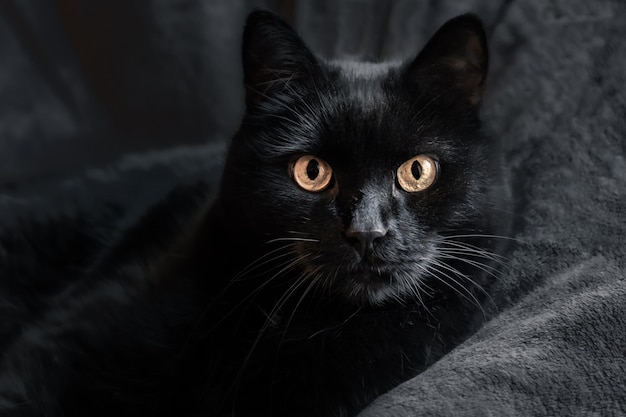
left=219, top=10, right=502, bottom=306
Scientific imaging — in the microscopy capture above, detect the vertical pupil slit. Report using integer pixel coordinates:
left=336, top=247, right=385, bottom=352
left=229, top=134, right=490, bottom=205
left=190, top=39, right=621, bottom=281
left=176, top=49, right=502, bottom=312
left=306, top=159, right=320, bottom=180
left=411, top=160, right=422, bottom=179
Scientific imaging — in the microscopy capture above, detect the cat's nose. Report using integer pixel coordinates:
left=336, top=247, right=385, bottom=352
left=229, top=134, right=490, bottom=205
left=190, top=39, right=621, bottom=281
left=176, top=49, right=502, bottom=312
left=345, top=228, right=386, bottom=259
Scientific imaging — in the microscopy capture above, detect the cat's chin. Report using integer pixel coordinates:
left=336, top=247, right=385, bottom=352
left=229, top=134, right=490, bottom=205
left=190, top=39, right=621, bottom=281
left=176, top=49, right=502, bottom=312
left=340, top=265, right=420, bottom=306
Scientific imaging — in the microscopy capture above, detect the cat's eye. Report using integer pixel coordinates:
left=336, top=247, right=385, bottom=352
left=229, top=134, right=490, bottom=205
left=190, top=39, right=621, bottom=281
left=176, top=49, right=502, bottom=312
left=290, top=155, right=334, bottom=192
left=396, top=155, right=438, bottom=192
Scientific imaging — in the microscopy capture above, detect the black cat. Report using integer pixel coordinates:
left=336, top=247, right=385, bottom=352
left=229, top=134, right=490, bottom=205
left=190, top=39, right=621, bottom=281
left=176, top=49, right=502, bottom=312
left=0, top=9, right=511, bottom=417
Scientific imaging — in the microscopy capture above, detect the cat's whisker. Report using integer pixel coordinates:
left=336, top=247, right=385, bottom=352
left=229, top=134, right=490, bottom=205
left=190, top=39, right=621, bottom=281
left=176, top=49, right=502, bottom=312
left=437, top=251, right=504, bottom=277
left=232, top=232, right=317, bottom=282
left=273, top=266, right=319, bottom=323
left=266, top=237, right=319, bottom=244
left=261, top=271, right=307, bottom=334
left=234, top=256, right=317, bottom=394
left=426, top=259, right=486, bottom=317
left=438, top=233, right=516, bottom=246
left=424, top=239, right=498, bottom=315
left=232, top=243, right=297, bottom=282
left=205, top=243, right=320, bottom=335
left=228, top=254, right=315, bottom=404
left=307, top=307, right=363, bottom=341
left=179, top=247, right=304, bottom=384
left=403, top=264, right=441, bottom=320
left=413, top=277, right=429, bottom=307
left=431, top=256, right=491, bottom=294
left=184, top=247, right=301, bottom=344
left=437, top=237, right=512, bottom=265
left=319, top=266, right=341, bottom=299
left=399, top=270, right=426, bottom=310
left=201, top=254, right=304, bottom=336
left=279, top=267, right=324, bottom=346
left=438, top=244, right=509, bottom=265
left=434, top=256, right=494, bottom=293
left=440, top=233, right=520, bottom=242
left=234, top=252, right=309, bottom=309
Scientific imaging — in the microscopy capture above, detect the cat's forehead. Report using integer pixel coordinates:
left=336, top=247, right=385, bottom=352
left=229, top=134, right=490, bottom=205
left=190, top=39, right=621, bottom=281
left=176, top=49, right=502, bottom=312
left=260, top=59, right=457, bottom=166
left=330, top=60, right=399, bottom=78
left=329, top=60, right=400, bottom=108
left=318, top=60, right=426, bottom=159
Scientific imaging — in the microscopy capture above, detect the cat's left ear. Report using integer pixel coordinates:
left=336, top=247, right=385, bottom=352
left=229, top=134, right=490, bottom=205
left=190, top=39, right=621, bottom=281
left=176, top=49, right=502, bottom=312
left=242, top=10, right=320, bottom=107
left=405, top=14, right=488, bottom=106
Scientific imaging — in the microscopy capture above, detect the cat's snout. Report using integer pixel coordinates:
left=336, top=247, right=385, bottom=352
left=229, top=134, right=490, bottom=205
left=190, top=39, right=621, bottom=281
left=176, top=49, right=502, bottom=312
left=345, top=228, right=387, bottom=259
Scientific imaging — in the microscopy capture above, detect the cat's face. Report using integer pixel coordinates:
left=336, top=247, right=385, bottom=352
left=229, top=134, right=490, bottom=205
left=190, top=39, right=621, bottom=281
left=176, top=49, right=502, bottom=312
left=220, top=11, right=499, bottom=306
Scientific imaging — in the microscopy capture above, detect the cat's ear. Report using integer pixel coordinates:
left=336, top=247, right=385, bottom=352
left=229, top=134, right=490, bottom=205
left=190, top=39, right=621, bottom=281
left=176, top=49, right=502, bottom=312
left=242, top=10, right=320, bottom=107
left=405, top=14, right=488, bottom=106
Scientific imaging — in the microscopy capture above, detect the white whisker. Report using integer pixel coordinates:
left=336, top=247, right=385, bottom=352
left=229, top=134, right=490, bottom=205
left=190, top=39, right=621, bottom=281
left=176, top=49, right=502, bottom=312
left=279, top=267, right=324, bottom=346
left=266, top=237, right=319, bottom=244
left=438, top=239, right=510, bottom=262
left=232, top=244, right=297, bottom=281
left=437, top=252, right=503, bottom=277
left=426, top=259, right=486, bottom=317
left=234, top=262, right=315, bottom=397
left=440, top=233, right=519, bottom=242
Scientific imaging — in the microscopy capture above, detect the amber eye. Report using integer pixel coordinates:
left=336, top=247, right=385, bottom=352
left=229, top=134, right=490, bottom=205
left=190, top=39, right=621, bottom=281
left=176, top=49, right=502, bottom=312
left=290, top=155, right=333, bottom=192
left=396, top=155, right=438, bottom=192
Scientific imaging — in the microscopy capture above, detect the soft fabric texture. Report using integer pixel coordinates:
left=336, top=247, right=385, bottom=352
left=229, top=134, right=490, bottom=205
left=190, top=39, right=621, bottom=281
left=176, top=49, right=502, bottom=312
left=1, top=0, right=625, bottom=416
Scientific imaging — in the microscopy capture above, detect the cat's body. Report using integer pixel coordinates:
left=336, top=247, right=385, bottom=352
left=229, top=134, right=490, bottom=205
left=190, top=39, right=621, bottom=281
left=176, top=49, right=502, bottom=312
left=0, top=10, right=510, bottom=417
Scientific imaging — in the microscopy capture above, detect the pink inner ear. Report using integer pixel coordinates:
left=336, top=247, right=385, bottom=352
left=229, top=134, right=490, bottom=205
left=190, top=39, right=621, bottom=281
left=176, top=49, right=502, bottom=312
left=445, top=33, right=486, bottom=106
left=468, top=87, right=485, bottom=106
left=441, top=54, right=485, bottom=105
left=465, top=34, right=486, bottom=68
left=446, top=56, right=470, bottom=71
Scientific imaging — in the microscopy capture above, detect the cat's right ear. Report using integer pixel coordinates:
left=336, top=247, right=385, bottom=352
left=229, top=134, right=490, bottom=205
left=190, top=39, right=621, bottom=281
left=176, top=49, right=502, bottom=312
left=242, top=10, right=319, bottom=108
left=405, top=14, right=489, bottom=107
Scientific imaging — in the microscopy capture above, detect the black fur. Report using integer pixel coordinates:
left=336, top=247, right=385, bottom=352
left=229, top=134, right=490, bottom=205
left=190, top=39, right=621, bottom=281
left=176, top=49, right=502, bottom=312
left=0, top=10, right=510, bottom=417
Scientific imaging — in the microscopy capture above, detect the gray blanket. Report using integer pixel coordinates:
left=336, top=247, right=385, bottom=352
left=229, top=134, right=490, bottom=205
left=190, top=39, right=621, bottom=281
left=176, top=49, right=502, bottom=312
left=1, top=1, right=625, bottom=416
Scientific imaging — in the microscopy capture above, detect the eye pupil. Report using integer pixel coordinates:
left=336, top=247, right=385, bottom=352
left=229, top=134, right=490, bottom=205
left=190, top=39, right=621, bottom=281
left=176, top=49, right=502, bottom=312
left=411, top=160, right=422, bottom=179
left=306, top=159, right=320, bottom=180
